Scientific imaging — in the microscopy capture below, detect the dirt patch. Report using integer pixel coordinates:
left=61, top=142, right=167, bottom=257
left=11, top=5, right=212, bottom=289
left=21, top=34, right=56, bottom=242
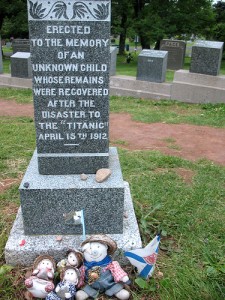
left=0, top=99, right=34, bottom=117
left=110, top=113, right=225, bottom=166
left=175, top=168, right=195, bottom=184
left=155, top=168, right=195, bottom=184
left=0, top=100, right=225, bottom=166
left=0, top=178, right=21, bottom=193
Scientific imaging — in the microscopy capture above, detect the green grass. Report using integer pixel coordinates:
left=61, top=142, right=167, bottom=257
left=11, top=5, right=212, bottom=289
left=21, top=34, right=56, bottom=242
left=110, top=96, right=225, bottom=127
left=1, top=87, right=224, bottom=127
left=0, top=87, right=33, bottom=103
left=0, top=93, right=225, bottom=299
left=2, top=59, right=11, bottom=73
left=120, top=149, right=225, bottom=299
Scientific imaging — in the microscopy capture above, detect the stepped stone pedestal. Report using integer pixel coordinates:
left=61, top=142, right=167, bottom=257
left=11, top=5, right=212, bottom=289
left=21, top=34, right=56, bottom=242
left=5, top=182, right=141, bottom=266
left=5, top=0, right=141, bottom=266
left=20, top=147, right=124, bottom=235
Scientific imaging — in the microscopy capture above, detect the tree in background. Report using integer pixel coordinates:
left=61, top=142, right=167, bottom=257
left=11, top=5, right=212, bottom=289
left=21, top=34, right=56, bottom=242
left=111, top=0, right=134, bottom=54
left=133, top=0, right=215, bottom=49
left=0, top=0, right=28, bottom=39
left=0, top=0, right=217, bottom=48
left=212, top=1, right=225, bottom=51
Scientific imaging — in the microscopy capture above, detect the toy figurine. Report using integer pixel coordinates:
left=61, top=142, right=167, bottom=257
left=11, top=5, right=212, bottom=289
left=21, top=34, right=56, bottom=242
left=46, top=266, right=80, bottom=300
left=76, top=235, right=130, bottom=300
left=57, top=249, right=83, bottom=288
left=24, top=255, right=56, bottom=299
left=57, top=249, right=83, bottom=272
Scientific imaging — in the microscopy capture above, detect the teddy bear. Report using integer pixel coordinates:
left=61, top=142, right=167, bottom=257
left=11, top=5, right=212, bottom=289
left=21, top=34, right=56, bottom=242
left=76, top=234, right=130, bottom=300
left=24, top=255, right=56, bottom=298
left=46, top=266, right=80, bottom=300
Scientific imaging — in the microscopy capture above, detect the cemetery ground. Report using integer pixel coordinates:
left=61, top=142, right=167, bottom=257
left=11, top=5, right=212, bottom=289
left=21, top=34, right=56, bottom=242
left=0, top=89, right=224, bottom=299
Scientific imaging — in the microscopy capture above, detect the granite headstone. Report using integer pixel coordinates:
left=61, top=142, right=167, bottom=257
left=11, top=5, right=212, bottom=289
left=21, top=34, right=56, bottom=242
left=28, top=0, right=111, bottom=175
left=10, top=52, right=32, bottom=78
left=137, top=49, right=168, bottom=83
left=12, top=39, right=30, bottom=54
left=160, top=39, right=186, bottom=70
left=17, top=0, right=129, bottom=236
left=190, top=40, right=224, bottom=76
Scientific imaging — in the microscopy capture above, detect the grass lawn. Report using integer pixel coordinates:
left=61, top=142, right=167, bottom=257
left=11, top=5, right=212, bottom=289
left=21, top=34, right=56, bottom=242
left=0, top=91, right=225, bottom=299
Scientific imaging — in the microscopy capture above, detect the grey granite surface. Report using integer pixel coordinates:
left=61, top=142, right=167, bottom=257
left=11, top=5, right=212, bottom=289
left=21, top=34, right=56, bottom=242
left=38, top=152, right=109, bottom=175
left=137, top=50, right=168, bottom=83
left=20, top=147, right=125, bottom=235
left=190, top=40, right=224, bottom=76
left=5, top=182, right=142, bottom=266
left=10, top=52, right=32, bottom=78
left=12, top=39, right=30, bottom=54
left=27, top=1, right=111, bottom=172
left=110, top=46, right=117, bottom=76
left=160, top=39, right=186, bottom=70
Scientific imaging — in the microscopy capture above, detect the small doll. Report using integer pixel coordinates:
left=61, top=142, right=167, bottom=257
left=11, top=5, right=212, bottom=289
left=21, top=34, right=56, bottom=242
left=57, top=249, right=83, bottom=272
left=76, top=235, right=130, bottom=300
left=25, top=255, right=56, bottom=298
left=46, top=266, right=80, bottom=300
left=57, top=249, right=84, bottom=289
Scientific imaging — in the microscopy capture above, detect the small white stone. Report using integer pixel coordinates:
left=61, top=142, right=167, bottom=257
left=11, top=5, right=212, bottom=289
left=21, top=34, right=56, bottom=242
left=123, top=211, right=129, bottom=219
left=56, top=236, right=63, bottom=242
left=80, top=173, right=88, bottom=181
left=95, top=168, right=112, bottom=183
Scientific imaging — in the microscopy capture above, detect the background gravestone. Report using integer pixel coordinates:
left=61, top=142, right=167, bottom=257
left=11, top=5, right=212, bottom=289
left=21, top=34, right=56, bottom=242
left=190, top=40, right=224, bottom=76
left=10, top=52, right=32, bottom=78
left=12, top=39, right=30, bottom=54
left=0, top=36, right=3, bottom=73
left=137, top=49, right=168, bottom=83
left=160, top=39, right=186, bottom=70
left=110, top=46, right=117, bottom=76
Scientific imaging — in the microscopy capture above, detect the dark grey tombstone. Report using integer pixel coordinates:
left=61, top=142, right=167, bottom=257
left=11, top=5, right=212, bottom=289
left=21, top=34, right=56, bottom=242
left=12, top=39, right=30, bottom=54
left=0, top=37, right=3, bottom=74
left=137, top=49, right=168, bottom=83
left=19, top=0, right=127, bottom=235
left=110, top=46, right=117, bottom=76
left=160, top=39, right=186, bottom=70
left=10, top=52, right=32, bottom=78
left=190, top=40, right=224, bottom=76
left=28, top=0, right=111, bottom=175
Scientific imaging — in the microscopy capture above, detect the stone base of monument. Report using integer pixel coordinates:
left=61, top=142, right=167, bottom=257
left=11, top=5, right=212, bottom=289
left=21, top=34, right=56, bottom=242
left=19, top=147, right=126, bottom=235
left=0, top=74, right=32, bottom=89
left=171, top=70, right=225, bottom=103
left=110, top=75, right=172, bottom=100
left=5, top=182, right=142, bottom=266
